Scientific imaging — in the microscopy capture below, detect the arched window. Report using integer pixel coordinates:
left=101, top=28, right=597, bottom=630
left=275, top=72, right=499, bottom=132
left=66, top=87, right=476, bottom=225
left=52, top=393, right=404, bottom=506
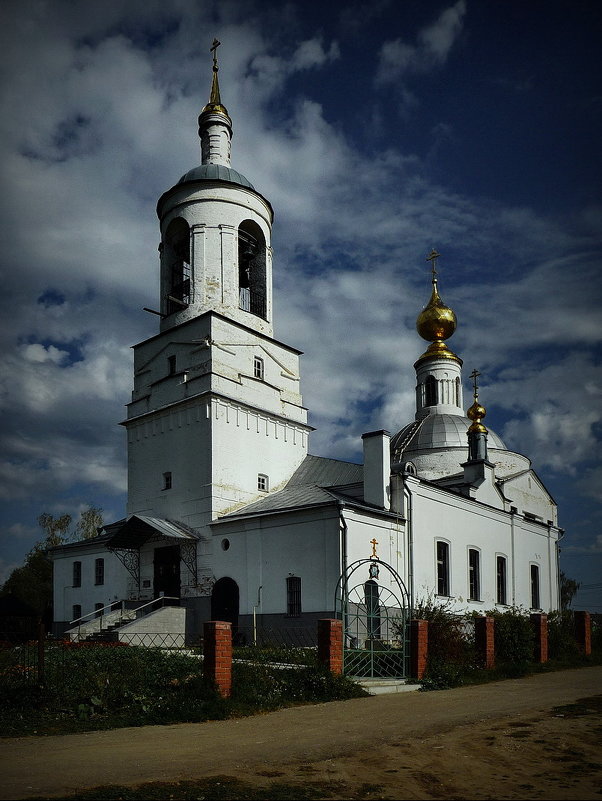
left=238, top=220, right=266, bottom=319
left=425, top=375, right=438, bottom=406
left=455, top=377, right=461, bottom=407
left=165, top=218, right=191, bottom=315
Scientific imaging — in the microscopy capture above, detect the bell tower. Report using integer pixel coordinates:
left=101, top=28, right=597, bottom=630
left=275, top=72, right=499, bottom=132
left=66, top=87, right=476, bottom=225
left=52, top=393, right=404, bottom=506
left=122, top=43, right=310, bottom=563
left=156, top=39, right=273, bottom=337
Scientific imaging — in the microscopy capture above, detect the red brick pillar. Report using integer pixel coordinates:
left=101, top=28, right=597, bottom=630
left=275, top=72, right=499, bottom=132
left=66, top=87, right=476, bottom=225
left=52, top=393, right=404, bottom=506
left=574, top=611, right=592, bottom=656
left=410, top=619, right=428, bottom=679
left=475, top=616, right=495, bottom=669
left=203, top=621, right=232, bottom=698
left=530, top=613, right=548, bottom=663
left=317, top=619, right=343, bottom=674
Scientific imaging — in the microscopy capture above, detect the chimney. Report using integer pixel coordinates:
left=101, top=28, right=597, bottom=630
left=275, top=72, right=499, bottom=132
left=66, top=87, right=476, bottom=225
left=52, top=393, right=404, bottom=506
left=362, top=430, right=391, bottom=510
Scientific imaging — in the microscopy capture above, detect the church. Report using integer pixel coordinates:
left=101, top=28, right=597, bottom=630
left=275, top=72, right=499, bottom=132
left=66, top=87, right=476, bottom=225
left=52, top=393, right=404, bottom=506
left=51, top=44, right=562, bottom=644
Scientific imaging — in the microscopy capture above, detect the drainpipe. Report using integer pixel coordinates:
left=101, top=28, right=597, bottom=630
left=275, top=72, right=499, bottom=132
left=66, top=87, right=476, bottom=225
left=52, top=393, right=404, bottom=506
left=252, top=585, right=262, bottom=647
left=338, top=502, right=347, bottom=616
left=403, top=477, right=415, bottom=614
left=555, top=527, right=565, bottom=611
left=510, top=506, right=517, bottom=606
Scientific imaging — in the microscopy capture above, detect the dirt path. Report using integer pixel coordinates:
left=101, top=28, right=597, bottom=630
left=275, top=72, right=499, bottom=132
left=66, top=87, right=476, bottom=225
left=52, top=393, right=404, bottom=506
left=1, top=666, right=601, bottom=800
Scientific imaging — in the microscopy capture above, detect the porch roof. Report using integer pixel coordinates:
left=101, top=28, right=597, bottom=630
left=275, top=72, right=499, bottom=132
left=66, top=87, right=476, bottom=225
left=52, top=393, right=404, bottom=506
left=107, top=514, right=199, bottom=550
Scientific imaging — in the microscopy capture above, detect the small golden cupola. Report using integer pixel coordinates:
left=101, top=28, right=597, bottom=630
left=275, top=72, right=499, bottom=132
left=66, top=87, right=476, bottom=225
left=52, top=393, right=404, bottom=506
left=466, top=368, right=489, bottom=462
left=415, top=249, right=461, bottom=366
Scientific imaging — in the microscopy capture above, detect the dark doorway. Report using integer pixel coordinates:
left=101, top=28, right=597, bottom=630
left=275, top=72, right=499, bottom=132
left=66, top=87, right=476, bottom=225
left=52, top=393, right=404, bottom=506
left=211, top=577, right=239, bottom=629
left=153, top=545, right=180, bottom=598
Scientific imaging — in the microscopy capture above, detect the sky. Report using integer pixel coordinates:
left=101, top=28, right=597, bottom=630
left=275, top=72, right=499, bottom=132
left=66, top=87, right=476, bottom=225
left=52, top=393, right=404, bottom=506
left=1, top=0, right=600, bottom=612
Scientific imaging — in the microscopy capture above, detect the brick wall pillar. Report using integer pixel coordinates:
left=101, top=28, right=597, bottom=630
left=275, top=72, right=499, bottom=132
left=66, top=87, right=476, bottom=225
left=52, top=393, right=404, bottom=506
left=203, top=620, right=232, bottom=698
left=530, top=613, right=548, bottom=663
left=410, top=619, right=428, bottom=679
left=317, top=619, right=343, bottom=674
left=574, top=611, right=592, bottom=656
left=475, top=615, right=495, bottom=669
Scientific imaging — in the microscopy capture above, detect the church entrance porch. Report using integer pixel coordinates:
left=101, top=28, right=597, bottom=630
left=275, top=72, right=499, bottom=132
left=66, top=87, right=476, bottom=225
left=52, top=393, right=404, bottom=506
left=335, top=558, right=411, bottom=679
left=153, top=545, right=181, bottom=599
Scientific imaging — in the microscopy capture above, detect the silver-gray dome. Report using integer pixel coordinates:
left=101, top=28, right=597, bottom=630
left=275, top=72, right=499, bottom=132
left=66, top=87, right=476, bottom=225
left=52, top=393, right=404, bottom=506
left=177, top=164, right=255, bottom=189
left=391, top=413, right=507, bottom=458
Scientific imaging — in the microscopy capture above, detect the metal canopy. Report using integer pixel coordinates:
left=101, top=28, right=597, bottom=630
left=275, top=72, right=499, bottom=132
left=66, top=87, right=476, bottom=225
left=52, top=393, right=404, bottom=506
left=107, top=515, right=199, bottom=550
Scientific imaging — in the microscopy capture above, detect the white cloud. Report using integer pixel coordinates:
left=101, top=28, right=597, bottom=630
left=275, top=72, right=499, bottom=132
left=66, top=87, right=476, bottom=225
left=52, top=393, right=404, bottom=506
left=376, top=0, right=466, bottom=83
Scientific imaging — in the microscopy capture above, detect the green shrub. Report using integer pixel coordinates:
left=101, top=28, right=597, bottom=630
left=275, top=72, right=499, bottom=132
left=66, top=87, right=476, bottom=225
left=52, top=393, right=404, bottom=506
left=486, top=607, right=533, bottom=673
left=547, top=610, right=580, bottom=660
left=411, top=595, right=476, bottom=689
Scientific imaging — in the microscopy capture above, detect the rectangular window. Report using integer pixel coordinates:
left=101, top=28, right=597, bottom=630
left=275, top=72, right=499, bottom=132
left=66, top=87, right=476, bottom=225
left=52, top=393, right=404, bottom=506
left=163, top=471, right=172, bottom=490
left=436, top=541, right=450, bottom=596
left=253, top=356, right=264, bottom=380
left=530, top=564, right=540, bottom=609
left=496, top=556, right=507, bottom=605
left=468, top=548, right=480, bottom=601
left=72, top=604, right=82, bottom=622
left=94, top=558, right=104, bottom=586
left=286, top=576, right=302, bottom=617
left=72, top=561, right=81, bottom=588
left=168, top=355, right=177, bottom=375
left=94, top=602, right=104, bottom=619
left=257, top=473, right=269, bottom=492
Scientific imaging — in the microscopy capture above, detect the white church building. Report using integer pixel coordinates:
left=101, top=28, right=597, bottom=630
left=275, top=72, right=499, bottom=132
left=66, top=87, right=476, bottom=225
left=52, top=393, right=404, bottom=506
left=51, top=45, right=561, bottom=643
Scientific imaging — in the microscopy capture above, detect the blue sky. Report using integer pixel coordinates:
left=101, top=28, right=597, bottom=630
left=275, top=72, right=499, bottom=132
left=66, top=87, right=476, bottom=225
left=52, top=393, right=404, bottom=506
left=1, top=0, right=600, bottom=612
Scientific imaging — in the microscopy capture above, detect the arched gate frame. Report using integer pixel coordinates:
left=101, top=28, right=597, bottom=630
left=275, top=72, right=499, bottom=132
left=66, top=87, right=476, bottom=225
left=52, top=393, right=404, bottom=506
left=335, top=558, right=412, bottom=679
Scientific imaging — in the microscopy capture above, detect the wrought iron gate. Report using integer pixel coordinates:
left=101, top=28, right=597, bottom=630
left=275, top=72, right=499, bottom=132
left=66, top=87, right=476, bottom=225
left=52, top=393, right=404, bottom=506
left=335, top=557, right=411, bottom=679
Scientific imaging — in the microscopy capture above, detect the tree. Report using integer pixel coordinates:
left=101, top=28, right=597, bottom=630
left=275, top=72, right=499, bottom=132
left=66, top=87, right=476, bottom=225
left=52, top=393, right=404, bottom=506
left=559, top=571, right=581, bottom=610
left=1, top=507, right=104, bottom=625
left=74, top=506, right=104, bottom=540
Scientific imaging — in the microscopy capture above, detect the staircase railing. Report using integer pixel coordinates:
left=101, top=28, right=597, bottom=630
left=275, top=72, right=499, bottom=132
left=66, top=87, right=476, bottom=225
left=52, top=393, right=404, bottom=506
left=68, top=596, right=180, bottom=641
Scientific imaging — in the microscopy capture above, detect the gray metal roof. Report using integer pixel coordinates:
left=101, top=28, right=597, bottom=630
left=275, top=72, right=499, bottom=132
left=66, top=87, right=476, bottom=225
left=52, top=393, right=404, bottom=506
left=217, top=455, right=363, bottom=520
left=177, top=164, right=255, bottom=189
left=391, top=413, right=506, bottom=455
left=107, top=515, right=199, bottom=549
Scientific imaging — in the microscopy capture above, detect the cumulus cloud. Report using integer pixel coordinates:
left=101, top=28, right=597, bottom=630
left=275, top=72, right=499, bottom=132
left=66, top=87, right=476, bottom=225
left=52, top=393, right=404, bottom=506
left=376, top=0, right=466, bottom=83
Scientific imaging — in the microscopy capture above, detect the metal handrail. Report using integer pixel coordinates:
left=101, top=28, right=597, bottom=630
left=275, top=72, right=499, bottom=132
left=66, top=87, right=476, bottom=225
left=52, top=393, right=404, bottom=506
left=68, top=596, right=180, bottom=640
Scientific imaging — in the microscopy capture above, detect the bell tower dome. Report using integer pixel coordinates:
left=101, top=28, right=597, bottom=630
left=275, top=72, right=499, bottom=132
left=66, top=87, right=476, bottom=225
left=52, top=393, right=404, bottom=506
left=156, top=40, right=274, bottom=336
left=413, top=249, right=464, bottom=420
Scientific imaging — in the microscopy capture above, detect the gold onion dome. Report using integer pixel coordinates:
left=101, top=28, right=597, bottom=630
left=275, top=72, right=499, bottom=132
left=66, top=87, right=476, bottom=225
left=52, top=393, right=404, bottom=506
left=467, top=369, right=488, bottom=433
left=415, top=250, right=461, bottom=366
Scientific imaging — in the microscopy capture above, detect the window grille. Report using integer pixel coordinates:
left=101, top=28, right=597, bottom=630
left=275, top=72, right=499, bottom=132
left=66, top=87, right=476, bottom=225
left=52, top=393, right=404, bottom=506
left=253, top=356, right=264, bottom=380
left=94, top=558, right=104, bottom=586
left=286, top=576, right=302, bottom=617
left=257, top=474, right=269, bottom=492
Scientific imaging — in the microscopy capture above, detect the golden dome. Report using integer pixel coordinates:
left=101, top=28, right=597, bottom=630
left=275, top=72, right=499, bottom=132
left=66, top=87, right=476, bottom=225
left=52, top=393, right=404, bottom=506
left=416, top=282, right=457, bottom=342
left=467, top=400, right=486, bottom=422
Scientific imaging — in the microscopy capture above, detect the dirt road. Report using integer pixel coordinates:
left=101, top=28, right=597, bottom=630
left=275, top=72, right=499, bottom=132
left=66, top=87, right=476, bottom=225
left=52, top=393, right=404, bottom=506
left=1, top=666, right=601, bottom=800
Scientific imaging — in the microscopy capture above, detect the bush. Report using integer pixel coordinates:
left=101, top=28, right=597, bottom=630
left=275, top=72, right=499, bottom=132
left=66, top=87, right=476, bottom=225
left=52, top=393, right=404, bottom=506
left=547, top=610, right=580, bottom=660
left=411, top=595, right=476, bottom=689
left=486, top=607, right=533, bottom=674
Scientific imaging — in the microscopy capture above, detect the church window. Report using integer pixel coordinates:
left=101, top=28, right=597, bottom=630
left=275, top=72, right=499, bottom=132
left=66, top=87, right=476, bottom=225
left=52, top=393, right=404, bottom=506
left=496, top=556, right=507, bottom=605
left=221, top=538, right=230, bottom=551
left=238, top=220, right=267, bottom=319
left=425, top=375, right=438, bottom=406
left=94, top=558, right=104, bottom=586
left=257, top=474, right=269, bottom=492
left=163, top=471, right=172, bottom=490
left=468, top=548, right=480, bottom=601
left=253, top=356, right=264, bottom=380
left=94, top=602, right=104, bottom=618
left=286, top=575, right=302, bottom=617
left=72, top=604, right=82, bottom=622
left=530, top=564, right=540, bottom=609
left=168, top=355, right=177, bottom=375
left=455, top=377, right=461, bottom=406
left=72, top=561, right=81, bottom=588
left=436, top=541, right=450, bottom=596
left=165, top=218, right=191, bottom=316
